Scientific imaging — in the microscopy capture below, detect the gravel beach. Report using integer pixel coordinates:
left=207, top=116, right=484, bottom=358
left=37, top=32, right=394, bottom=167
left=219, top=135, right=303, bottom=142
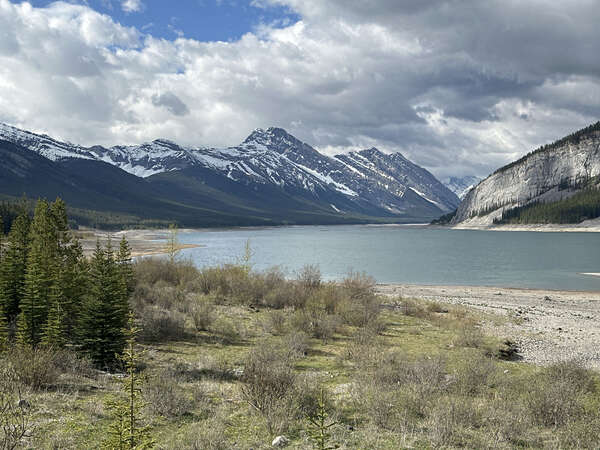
left=377, top=284, right=600, bottom=369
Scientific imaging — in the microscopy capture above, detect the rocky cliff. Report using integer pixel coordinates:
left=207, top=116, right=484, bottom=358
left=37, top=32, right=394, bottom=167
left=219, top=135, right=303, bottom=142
left=452, top=122, right=600, bottom=225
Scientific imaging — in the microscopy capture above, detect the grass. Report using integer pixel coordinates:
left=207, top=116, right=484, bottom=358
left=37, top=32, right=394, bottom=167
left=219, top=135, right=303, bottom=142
left=3, top=259, right=600, bottom=449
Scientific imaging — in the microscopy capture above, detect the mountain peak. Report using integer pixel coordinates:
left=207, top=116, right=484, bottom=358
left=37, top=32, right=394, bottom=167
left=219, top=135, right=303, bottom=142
left=243, top=126, right=295, bottom=145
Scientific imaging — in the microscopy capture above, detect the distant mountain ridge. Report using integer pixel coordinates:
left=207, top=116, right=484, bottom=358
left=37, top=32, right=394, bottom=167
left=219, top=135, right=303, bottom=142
left=452, top=121, right=600, bottom=226
left=0, top=122, right=459, bottom=227
left=443, top=176, right=482, bottom=199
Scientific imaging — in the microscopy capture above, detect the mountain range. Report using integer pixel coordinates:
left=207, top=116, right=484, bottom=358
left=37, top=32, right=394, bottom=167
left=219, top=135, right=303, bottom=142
left=0, top=123, right=459, bottom=228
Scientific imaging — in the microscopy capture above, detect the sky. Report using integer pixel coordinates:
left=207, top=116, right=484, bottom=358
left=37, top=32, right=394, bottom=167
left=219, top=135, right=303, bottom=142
left=0, top=0, right=599, bottom=179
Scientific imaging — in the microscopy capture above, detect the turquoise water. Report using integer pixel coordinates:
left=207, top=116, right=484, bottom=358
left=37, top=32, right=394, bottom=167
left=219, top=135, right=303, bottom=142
left=176, top=225, right=600, bottom=291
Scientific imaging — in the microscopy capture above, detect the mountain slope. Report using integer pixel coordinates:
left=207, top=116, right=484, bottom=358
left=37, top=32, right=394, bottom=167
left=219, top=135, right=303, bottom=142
left=0, top=123, right=458, bottom=225
left=452, top=122, right=600, bottom=225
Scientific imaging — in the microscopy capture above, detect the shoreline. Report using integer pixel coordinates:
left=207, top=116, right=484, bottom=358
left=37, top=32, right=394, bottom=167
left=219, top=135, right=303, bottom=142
left=377, top=283, right=600, bottom=369
left=75, top=228, right=202, bottom=257
left=78, top=219, right=600, bottom=236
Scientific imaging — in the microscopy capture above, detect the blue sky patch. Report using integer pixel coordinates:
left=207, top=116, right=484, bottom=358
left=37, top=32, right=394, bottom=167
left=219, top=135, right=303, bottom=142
left=19, top=0, right=300, bottom=41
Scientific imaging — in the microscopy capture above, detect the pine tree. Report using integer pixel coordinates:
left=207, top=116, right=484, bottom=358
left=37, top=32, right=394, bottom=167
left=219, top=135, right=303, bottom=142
left=79, top=241, right=126, bottom=367
left=102, top=313, right=154, bottom=449
left=18, top=200, right=56, bottom=346
left=0, top=213, right=30, bottom=321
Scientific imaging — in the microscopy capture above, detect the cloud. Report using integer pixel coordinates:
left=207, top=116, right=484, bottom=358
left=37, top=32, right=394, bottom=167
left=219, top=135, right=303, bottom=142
left=151, top=92, right=190, bottom=116
left=0, top=0, right=599, bottom=179
left=121, top=0, right=144, bottom=13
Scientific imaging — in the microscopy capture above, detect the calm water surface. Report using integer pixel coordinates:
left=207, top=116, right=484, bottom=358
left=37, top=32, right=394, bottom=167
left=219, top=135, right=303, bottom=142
left=176, top=225, right=600, bottom=291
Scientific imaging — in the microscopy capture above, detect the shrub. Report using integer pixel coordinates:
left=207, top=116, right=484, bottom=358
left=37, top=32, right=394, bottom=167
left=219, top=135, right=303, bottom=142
left=190, top=296, right=216, bottom=332
left=290, top=308, right=339, bottom=343
left=240, top=342, right=297, bottom=433
left=263, top=310, right=287, bottom=335
left=427, top=396, right=479, bottom=447
left=526, top=361, right=593, bottom=427
left=3, top=346, right=60, bottom=390
left=281, top=331, right=310, bottom=360
left=453, top=325, right=486, bottom=349
left=162, top=415, right=231, bottom=450
left=138, top=306, right=186, bottom=342
left=297, top=264, right=322, bottom=290
left=144, top=370, right=195, bottom=418
left=452, top=352, right=499, bottom=396
left=342, top=271, right=375, bottom=300
left=261, top=284, right=294, bottom=309
left=400, top=298, right=430, bottom=319
left=134, top=257, right=180, bottom=286
left=0, top=365, right=34, bottom=450
left=209, top=316, right=240, bottom=344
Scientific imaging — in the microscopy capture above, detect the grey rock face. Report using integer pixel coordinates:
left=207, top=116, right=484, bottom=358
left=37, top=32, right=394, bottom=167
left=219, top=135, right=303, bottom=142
left=452, top=126, right=600, bottom=225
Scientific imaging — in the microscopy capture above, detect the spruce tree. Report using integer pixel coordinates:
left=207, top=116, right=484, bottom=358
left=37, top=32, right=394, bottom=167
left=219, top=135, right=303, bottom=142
left=102, top=313, right=154, bottom=449
left=79, top=241, right=126, bottom=367
left=0, top=213, right=30, bottom=321
left=40, top=279, right=66, bottom=348
left=18, top=200, right=56, bottom=346
left=116, top=237, right=134, bottom=325
left=51, top=199, right=87, bottom=341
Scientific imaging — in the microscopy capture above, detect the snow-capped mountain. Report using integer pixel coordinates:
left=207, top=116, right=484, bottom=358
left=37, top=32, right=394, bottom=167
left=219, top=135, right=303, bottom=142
left=0, top=122, right=458, bottom=221
left=443, top=176, right=482, bottom=199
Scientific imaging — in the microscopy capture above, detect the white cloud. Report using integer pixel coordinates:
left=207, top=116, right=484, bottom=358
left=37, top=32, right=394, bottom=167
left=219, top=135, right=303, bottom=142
left=0, top=0, right=598, bottom=179
left=121, top=0, right=144, bottom=13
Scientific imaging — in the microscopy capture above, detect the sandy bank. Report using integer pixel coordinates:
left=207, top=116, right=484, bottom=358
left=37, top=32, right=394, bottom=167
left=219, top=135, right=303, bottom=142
left=75, top=228, right=201, bottom=257
left=376, top=283, right=600, bottom=369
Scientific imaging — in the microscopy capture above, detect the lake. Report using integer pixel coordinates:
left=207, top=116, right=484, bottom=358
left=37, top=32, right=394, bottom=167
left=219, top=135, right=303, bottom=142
left=176, top=225, right=600, bottom=291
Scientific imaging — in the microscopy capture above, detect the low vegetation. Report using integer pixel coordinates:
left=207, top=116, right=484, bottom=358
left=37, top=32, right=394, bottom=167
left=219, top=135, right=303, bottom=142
left=2, top=200, right=600, bottom=448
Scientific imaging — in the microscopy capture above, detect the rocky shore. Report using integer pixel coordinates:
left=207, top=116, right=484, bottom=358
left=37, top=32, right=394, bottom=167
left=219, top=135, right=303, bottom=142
left=377, top=284, right=600, bottom=369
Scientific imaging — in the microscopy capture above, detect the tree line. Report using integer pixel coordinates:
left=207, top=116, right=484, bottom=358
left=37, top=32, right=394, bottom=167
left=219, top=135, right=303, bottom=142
left=494, top=186, right=600, bottom=224
left=0, top=198, right=133, bottom=367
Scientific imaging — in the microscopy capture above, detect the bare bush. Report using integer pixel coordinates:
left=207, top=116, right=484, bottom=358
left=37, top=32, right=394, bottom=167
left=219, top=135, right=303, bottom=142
left=134, top=257, right=180, bottom=286
left=342, top=271, right=375, bottom=300
left=144, top=370, right=195, bottom=418
left=138, top=306, right=186, bottom=342
left=209, top=316, right=240, bottom=344
left=453, top=325, right=486, bottom=349
left=263, top=310, right=287, bottom=335
left=240, top=342, right=297, bottom=433
left=452, top=352, right=499, bottom=396
left=297, top=265, right=322, bottom=290
left=190, top=296, right=216, bottom=332
left=427, top=396, right=479, bottom=447
left=162, top=414, right=231, bottom=450
left=3, top=346, right=60, bottom=390
left=526, top=361, right=592, bottom=427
